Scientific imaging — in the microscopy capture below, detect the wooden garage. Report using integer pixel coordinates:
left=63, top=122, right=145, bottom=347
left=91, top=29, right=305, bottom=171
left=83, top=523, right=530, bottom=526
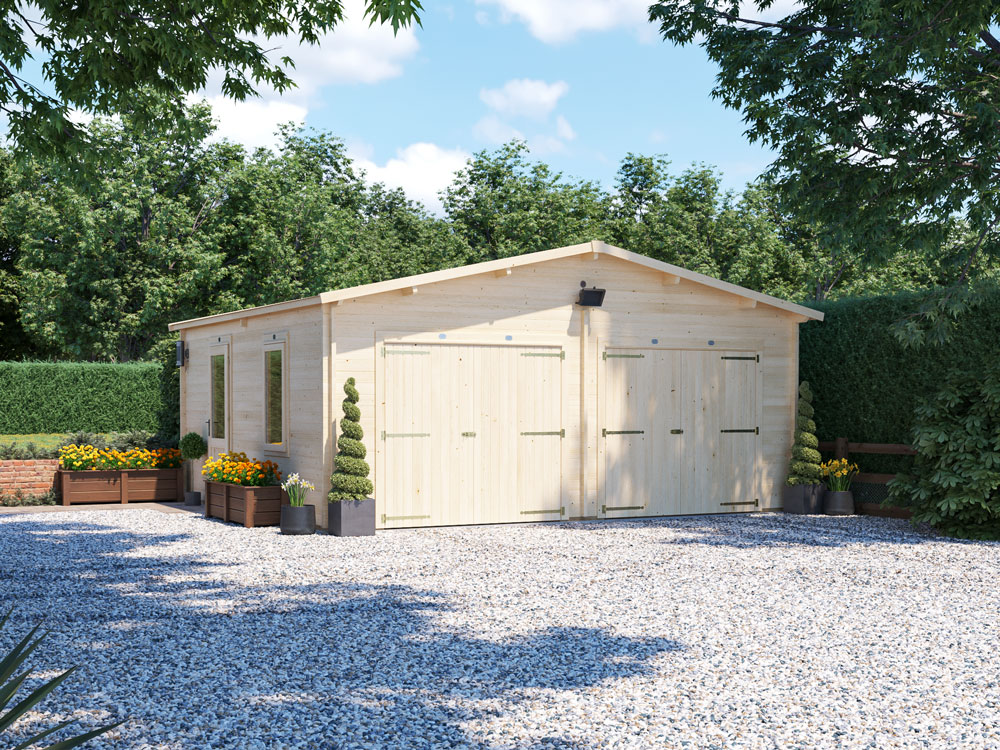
left=169, top=241, right=823, bottom=529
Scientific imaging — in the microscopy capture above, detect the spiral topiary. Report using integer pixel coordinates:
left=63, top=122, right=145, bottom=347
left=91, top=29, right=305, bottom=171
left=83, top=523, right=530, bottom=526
left=329, top=377, right=373, bottom=502
left=786, top=381, right=823, bottom=485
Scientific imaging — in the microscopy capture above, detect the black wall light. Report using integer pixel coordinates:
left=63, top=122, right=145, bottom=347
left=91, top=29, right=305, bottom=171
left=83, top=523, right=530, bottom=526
left=175, top=340, right=187, bottom=367
left=577, top=280, right=606, bottom=307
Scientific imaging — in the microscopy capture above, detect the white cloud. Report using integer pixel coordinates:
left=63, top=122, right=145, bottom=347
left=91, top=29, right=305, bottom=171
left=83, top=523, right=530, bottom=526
left=194, top=0, right=418, bottom=151
left=527, top=134, right=567, bottom=155
left=480, top=79, right=569, bottom=120
left=198, top=95, right=307, bottom=151
left=473, top=114, right=524, bottom=144
left=353, top=142, right=470, bottom=214
left=555, top=115, right=576, bottom=141
left=276, top=2, right=420, bottom=93
left=476, top=0, right=651, bottom=43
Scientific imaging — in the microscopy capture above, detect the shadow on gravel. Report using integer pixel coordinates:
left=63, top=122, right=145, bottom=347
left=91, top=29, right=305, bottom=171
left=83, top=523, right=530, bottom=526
left=552, top=513, right=940, bottom=549
left=0, top=515, right=684, bottom=749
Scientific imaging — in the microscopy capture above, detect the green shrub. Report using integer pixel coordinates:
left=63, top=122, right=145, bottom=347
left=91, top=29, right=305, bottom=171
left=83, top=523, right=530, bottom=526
left=329, top=377, right=373, bottom=502
left=0, top=362, right=162, bottom=434
left=179, top=431, right=208, bottom=461
left=786, top=382, right=823, bottom=485
left=799, top=286, right=1000, bottom=474
left=888, top=365, right=1000, bottom=539
left=0, top=489, right=57, bottom=506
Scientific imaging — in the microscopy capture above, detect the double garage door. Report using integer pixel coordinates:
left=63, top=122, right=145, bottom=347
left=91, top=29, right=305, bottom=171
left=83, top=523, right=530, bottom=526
left=380, top=343, right=564, bottom=528
left=379, top=342, right=758, bottom=528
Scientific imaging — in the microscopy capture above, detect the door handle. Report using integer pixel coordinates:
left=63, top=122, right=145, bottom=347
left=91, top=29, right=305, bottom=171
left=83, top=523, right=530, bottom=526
left=670, top=428, right=683, bottom=434
left=461, top=431, right=476, bottom=437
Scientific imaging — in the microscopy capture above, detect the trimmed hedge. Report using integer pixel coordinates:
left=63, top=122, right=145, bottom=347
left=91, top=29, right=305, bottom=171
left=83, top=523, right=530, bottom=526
left=0, top=362, right=162, bottom=434
left=799, top=287, right=1000, bottom=473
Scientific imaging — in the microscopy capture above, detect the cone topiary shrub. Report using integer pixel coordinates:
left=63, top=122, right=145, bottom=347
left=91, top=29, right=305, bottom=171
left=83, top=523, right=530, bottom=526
left=786, top=381, right=823, bottom=486
left=329, top=377, right=373, bottom=502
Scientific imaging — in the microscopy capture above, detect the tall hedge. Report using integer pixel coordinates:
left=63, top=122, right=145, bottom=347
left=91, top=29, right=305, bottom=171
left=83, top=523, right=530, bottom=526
left=799, top=287, right=1000, bottom=473
left=0, top=362, right=162, bottom=434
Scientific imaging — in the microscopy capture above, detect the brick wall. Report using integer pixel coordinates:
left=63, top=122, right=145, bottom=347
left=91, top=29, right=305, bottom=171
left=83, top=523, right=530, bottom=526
left=0, top=459, right=59, bottom=496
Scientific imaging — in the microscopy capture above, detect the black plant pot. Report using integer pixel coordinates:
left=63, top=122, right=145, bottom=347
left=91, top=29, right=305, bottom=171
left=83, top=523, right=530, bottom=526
left=183, top=491, right=202, bottom=507
left=782, top=484, right=806, bottom=514
left=825, top=490, right=855, bottom=516
left=328, top=498, right=375, bottom=537
left=280, top=505, right=316, bottom=535
left=803, top=484, right=825, bottom=514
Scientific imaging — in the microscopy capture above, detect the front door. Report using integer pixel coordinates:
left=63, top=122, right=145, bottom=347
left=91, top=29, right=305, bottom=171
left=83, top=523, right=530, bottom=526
left=207, top=343, right=230, bottom=458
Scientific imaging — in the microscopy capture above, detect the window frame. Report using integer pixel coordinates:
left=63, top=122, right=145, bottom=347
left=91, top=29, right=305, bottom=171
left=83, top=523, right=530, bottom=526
left=261, top=332, right=290, bottom=456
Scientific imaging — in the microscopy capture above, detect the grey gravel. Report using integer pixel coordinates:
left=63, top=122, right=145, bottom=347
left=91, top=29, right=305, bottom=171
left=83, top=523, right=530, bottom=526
left=1, top=510, right=999, bottom=749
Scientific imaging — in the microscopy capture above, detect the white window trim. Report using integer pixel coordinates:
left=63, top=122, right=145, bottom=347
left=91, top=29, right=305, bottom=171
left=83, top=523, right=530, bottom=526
left=261, top=332, right=289, bottom=456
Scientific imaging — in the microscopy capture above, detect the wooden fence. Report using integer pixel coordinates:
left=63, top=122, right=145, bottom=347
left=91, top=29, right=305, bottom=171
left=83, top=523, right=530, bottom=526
left=817, top=438, right=916, bottom=519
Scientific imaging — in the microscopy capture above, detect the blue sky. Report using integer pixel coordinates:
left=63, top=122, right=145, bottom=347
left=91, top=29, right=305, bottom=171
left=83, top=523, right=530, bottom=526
left=194, top=0, right=797, bottom=213
left=11, top=0, right=794, bottom=213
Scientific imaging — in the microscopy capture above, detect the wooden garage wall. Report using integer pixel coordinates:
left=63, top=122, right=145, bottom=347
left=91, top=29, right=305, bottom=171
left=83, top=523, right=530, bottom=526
left=180, top=305, right=328, bottom=519
left=331, top=253, right=801, bottom=525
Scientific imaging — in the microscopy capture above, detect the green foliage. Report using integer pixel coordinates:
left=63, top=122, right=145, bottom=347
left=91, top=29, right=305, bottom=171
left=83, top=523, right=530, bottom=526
left=329, top=377, right=373, bottom=502
left=889, top=366, right=1000, bottom=539
left=0, top=607, right=122, bottom=748
left=786, top=382, right=822, bottom=485
left=650, top=1, right=1000, bottom=324
left=0, top=489, right=57, bottom=507
left=179, top=432, right=208, bottom=461
left=0, top=362, right=161, bottom=434
left=0, top=2, right=421, bottom=158
left=799, top=287, right=1000, bottom=474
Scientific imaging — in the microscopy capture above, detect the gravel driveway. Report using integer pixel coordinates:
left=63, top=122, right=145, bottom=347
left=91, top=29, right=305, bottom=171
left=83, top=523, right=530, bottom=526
left=2, top=510, right=999, bottom=749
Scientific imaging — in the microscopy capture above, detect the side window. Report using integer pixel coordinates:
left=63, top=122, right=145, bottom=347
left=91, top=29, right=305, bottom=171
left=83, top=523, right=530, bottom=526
left=265, top=348, right=283, bottom=445
left=263, top=333, right=288, bottom=452
left=211, top=354, right=226, bottom=439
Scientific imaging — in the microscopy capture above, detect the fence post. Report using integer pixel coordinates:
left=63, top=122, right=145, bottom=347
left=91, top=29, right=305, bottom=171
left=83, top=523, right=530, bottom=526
left=834, top=437, right=849, bottom=461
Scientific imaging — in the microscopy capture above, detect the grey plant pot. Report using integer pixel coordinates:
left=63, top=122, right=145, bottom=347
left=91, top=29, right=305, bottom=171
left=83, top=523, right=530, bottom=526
left=280, top=505, right=316, bottom=535
left=183, top=491, right=202, bottom=507
left=328, top=498, right=375, bottom=537
left=803, top=484, right=826, bottom=514
left=824, top=490, right=855, bottom=516
left=782, top=484, right=806, bottom=514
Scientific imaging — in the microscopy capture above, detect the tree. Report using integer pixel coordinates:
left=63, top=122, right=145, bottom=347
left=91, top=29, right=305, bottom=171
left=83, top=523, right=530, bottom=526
left=0, top=0, right=422, bottom=156
left=650, top=1, right=1000, bottom=339
left=443, top=141, right=609, bottom=261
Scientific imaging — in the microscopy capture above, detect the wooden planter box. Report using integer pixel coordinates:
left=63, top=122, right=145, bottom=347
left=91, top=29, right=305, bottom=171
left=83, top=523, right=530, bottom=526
left=59, top=468, right=184, bottom=506
left=205, top=481, right=287, bottom=528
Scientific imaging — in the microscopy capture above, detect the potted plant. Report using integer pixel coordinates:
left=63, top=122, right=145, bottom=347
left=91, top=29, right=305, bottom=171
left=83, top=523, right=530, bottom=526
left=58, top=444, right=183, bottom=505
left=328, top=377, right=375, bottom=536
left=179, top=431, right=208, bottom=506
left=821, top=458, right=859, bottom=515
left=202, top=452, right=285, bottom=528
left=783, top=381, right=825, bottom=514
left=280, top=473, right=317, bottom=535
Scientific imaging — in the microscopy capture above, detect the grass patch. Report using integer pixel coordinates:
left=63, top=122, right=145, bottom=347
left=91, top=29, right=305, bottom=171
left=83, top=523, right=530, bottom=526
left=0, top=434, right=79, bottom=450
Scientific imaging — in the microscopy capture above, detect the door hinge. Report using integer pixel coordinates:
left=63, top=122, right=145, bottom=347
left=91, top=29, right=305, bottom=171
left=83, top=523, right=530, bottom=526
left=520, top=506, right=566, bottom=516
left=670, top=428, right=684, bottom=434
left=721, top=355, right=759, bottom=362
left=461, top=431, right=476, bottom=437
left=383, top=347, right=430, bottom=357
left=520, top=429, right=565, bottom=437
left=720, top=499, right=759, bottom=508
left=521, top=351, right=565, bottom=359
left=603, top=352, right=645, bottom=360
left=381, top=431, right=431, bottom=439
left=602, top=429, right=644, bottom=437
left=720, top=427, right=758, bottom=434
left=602, top=504, right=646, bottom=513
left=381, top=514, right=432, bottom=523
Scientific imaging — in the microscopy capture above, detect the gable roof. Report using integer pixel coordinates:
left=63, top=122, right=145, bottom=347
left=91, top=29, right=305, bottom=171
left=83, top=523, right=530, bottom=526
left=168, top=240, right=823, bottom=331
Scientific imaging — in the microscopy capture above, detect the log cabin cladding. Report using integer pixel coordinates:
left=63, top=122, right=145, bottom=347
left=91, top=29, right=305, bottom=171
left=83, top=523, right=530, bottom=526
left=170, top=241, right=823, bottom=529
